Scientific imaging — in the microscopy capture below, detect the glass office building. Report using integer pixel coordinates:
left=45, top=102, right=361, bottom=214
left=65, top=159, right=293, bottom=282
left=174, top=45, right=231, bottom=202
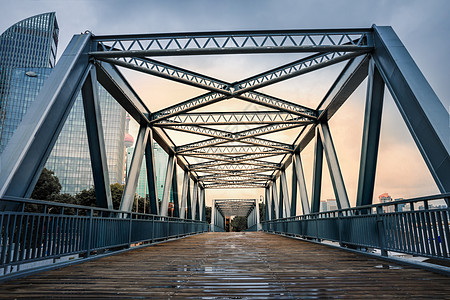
left=0, top=12, right=58, bottom=153
left=125, top=143, right=171, bottom=202
left=46, top=88, right=126, bottom=194
left=0, top=13, right=126, bottom=195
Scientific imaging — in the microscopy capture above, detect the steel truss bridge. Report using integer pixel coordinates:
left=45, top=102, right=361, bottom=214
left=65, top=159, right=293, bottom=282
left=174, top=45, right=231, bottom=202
left=0, top=26, right=449, bottom=292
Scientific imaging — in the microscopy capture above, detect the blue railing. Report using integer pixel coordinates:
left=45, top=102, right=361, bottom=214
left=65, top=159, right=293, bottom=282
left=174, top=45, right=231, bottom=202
left=262, top=193, right=450, bottom=261
left=0, top=197, right=208, bottom=277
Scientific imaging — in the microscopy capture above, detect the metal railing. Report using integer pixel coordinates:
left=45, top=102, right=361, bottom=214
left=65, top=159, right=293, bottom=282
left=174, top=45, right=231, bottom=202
left=0, top=197, right=208, bottom=277
left=262, top=194, right=450, bottom=261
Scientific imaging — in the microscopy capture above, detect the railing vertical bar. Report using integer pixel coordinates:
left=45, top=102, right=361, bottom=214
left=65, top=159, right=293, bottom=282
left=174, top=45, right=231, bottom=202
left=412, top=210, right=425, bottom=255
left=441, top=210, right=450, bottom=257
left=7, top=214, right=18, bottom=266
left=16, top=214, right=27, bottom=262
left=25, top=215, right=33, bottom=260
left=405, top=211, right=416, bottom=253
left=390, top=213, right=399, bottom=250
left=430, top=211, right=442, bottom=257
left=0, top=214, right=8, bottom=265
left=435, top=211, right=448, bottom=258
left=400, top=212, right=410, bottom=253
left=419, top=211, right=431, bottom=256
left=424, top=210, right=437, bottom=257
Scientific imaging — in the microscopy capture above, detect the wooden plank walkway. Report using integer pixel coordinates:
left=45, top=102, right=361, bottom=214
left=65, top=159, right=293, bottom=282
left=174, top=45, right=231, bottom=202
left=1, top=232, right=449, bottom=299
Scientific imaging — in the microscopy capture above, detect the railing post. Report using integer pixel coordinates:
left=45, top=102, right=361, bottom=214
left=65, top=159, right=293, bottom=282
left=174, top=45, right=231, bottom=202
left=338, top=211, right=344, bottom=247
left=86, top=208, right=93, bottom=257
left=376, top=206, right=388, bottom=256
left=128, top=213, right=133, bottom=247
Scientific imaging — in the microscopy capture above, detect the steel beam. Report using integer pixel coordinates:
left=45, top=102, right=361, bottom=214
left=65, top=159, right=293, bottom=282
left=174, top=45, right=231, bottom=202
left=81, top=66, right=113, bottom=209
left=290, top=161, right=298, bottom=216
left=311, top=129, right=323, bottom=213
left=272, top=181, right=280, bottom=219
left=95, top=61, right=150, bottom=125
left=180, top=171, right=189, bottom=219
left=280, top=169, right=290, bottom=218
left=172, top=162, right=180, bottom=217
left=372, top=25, right=450, bottom=194
left=120, top=125, right=149, bottom=212
left=265, top=187, right=271, bottom=220
left=160, top=153, right=176, bottom=217
left=157, top=111, right=312, bottom=126
left=145, top=130, right=160, bottom=215
left=294, top=153, right=310, bottom=215
left=92, top=29, right=373, bottom=57
left=356, top=59, right=385, bottom=207
left=192, top=180, right=198, bottom=220
left=319, top=122, right=350, bottom=209
left=0, top=34, right=92, bottom=199
left=186, top=178, right=192, bottom=219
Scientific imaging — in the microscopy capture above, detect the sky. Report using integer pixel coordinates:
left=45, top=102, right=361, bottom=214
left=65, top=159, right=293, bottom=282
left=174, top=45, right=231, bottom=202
left=1, top=0, right=449, bottom=210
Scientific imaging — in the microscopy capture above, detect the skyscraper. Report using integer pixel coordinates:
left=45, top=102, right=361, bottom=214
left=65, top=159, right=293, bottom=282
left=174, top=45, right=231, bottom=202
left=0, top=13, right=126, bottom=195
left=0, top=12, right=58, bottom=153
left=45, top=88, right=126, bottom=194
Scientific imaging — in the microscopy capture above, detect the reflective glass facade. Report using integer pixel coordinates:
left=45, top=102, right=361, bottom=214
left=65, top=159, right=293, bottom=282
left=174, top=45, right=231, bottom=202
left=0, top=12, right=58, bottom=153
left=45, top=87, right=126, bottom=194
left=0, top=13, right=126, bottom=195
left=125, top=143, right=170, bottom=202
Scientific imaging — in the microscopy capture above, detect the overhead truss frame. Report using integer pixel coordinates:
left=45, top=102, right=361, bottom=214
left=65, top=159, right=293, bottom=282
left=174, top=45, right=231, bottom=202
left=0, top=26, right=447, bottom=220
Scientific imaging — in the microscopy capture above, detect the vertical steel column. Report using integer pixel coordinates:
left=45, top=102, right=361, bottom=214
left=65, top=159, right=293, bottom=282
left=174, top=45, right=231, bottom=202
left=280, top=169, right=290, bottom=218
left=172, top=165, right=180, bottom=218
left=192, top=180, right=198, bottom=220
left=356, top=59, right=385, bottom=207
left=319, top=122, right=350, bottom=209
left=81, top=66, right=113, bottom=209
left=186, top=178, right=192, bottom=219
left=255, top=199, right=260, bottom=230
left=294, top=153, right=310, bottom=215
left=145, top=130, right=159, bottom=215
left=278, top=180, right=284, bottom=218
left=290, top=160, right=298, bottom=216
left=120, top=125, right=149, bottom=212
left=373, top=26, right=450, bottom=195
left=160, top=153, right=176, bottom=217
left=199, top=187, right=205, bottom=221
left=211, top=199, right=216, bottom=231
left=311, top=128, right=323, bottom=213
left=265, top=187, right=271, bottom=220
left=272, top=181, right=280, bottom=219
left=180, top=171, right=189, bottom=219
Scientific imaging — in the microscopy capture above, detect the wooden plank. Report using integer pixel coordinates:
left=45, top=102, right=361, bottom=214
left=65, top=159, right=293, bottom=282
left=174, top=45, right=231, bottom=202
left=0, top=232, right=449, bottom=298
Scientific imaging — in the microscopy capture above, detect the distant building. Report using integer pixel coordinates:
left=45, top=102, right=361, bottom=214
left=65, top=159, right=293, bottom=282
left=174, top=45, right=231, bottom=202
left=320, top=200, right=327, bottom=212
left=0, top=12, right=126, bottom=195
left=46, top=88, right=126, bottom=194
left=125, top=138, right=172, bottom=203
left=0, top=12, right=58, bottom=153
left=327, top=199, right=338, bottom=211
left=379, top=193, right=393, bottom=213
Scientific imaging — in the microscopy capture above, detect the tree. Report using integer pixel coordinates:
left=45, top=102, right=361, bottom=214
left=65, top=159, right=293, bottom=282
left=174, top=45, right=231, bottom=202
left=205, top=206, right=211, bottom=224
left=31, top=168, right=62, bottom=200
left=230, top=216, right=247, bottom=232
left=75, top=183, right=141, bottom=211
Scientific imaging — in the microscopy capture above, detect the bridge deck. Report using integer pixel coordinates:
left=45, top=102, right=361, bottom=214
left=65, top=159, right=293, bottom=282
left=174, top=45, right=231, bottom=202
left=1, top=232, right=449, bottom=298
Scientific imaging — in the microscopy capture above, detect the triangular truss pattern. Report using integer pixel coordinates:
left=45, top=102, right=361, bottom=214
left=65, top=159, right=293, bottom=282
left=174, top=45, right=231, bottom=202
left=0, top=26, right=448, bottom=220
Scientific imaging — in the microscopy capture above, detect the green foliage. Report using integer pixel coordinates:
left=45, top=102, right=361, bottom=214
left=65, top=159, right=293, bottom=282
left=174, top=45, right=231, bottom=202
left=205, top=206, right=211, bottom=224
left=230, top=216, right=247, bottom=232
left=30, top=168, right=62, bottom=200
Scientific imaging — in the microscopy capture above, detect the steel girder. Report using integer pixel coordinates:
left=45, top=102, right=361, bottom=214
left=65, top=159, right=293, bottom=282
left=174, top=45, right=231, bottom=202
left=213, top=199, right=257, bottom=216
left=155, top=111, right=312, bottom=126
left=0, top=34, right=93, bottom=199
left=0, top=26, right=445, bottom=222
left=91, top=29, right=372, bottom=57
